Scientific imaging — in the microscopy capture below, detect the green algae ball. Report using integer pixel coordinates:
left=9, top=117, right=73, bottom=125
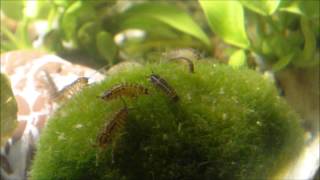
left=31, top=62, right=303, bottom=180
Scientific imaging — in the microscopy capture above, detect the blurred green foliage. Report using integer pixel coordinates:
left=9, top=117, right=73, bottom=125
left=0, top=73, right=18, bottom=147
left=200, top=0, right=250, bottom=48
left=1, top=0, right=319, bottom=69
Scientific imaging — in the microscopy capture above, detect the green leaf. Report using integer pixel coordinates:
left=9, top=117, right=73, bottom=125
left=61, top=1, right=82, bottom=40
left=300, top=17, right=316, bottom=62
left=121, top=17, right=176, bottom=37
left=34, top=1, right=52, bottom=19
left=199, top=0, right=250, bottom=48
left=1, top=41, right=16, bottom=52
left=61, top=1, right=97, bottom=41
left=52, top=0, right=70, bottom=7
left=1, top=0, right=24, bottom=20
left=261, top=34, right=295, bottom=58
left=15, top=18, right=32, bottom=48
left=77, top=22, right=96, bottom=48
left=44, top=30, right=64, bottom=52
left=228, top=49, right=247, bottom=68
left=96, top=31, right=117, bottom=64
left=240, top=0, right=280, bottom=16
left=77, top=22, right=101, bottom=57
left=1, top=73, right=18, bottom=147
left=0, top=25, right=20, bottom=48
left=280, top=0, right=320, bottom=18
left=272, top=53, right=294, bottom=72
left=293, top=17, right=319, bottom=67
left=122, top=2, right=210, bottom=46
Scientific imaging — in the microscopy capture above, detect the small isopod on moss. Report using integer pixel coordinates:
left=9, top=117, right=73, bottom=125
left=100, top=84, right=149, bottom=101
left=96, top=106, right=129, bottom=148
left=169, top=56, right=195, bottom=73
left=54, top=77, right=89, bottom=102
left=149, top=73, right=179, bottom=102
left=163, top=48, right=201, bottom=61
left=43, top=70, right=89, bottom=102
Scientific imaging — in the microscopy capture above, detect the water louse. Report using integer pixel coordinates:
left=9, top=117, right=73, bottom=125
left=169, top=56, right=194, bottom=73
left=43, top=70, right=88, bottom=101
left=163, top=48, right=201, bottom=61
left=149, top=74, right=179, bottom=102
left=53, top=77, right=89, bottom=102
left=96, top=106, right=129, bottom=148
left=100, top=84, right=149, bottom=101
left=42, top=70, right=59, bottom=99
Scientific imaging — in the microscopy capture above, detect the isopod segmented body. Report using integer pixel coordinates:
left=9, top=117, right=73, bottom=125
left=43, top=70, right=59, bottom=98
left=42, top=70, right=89, bottom=102
left=164, top=48, right=201, bottom=61
left=163, top=48, right=200, bottom=73
left=169, top=57, right=194, bottom=73
left=53, top=77, right=89, bottom=102
left=149, top=74, right=179, bottom=102
left=96, top=106, right=129, bottom=148
left=100, top=84, right=149, bottom=101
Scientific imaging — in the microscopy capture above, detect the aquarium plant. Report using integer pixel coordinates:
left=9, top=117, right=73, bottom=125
left=30, top=61, right=303, bottom=180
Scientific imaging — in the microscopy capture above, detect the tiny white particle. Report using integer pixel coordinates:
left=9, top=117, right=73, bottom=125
left=256, top=121, right=262, bottom=126
left=74, top=124, right=83, bottom=129
left=219, top=88, right=225, bottom=95
left=263, top=71, right=275, bottom=83
left=58, top=133, right=66, bottom=140
left=304, top=132, right=312, bottom=143
left=5, top=97, right=12, bottom=103
left=177, top=123, right=182, bottom=133
left=232, top=96, right=238, bottom=104
left=222, top=113, right=228, bottom=120
left=186, top=93, right=192, bottom=101
left=162, top=134, right=168, bottom=140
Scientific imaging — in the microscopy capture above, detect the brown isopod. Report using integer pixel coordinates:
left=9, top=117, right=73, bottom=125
left=163, top=48, right=202, bottom=61
left=100, top=84, right=149, bottom=101
left=149, top=73, right=179, bottom=102
left=43, top=70, right=59, bottom=98
left=169, top=57, right=194, bottom=73
left=96, top=106, right=129, bottom=148
left=163, top=48, right=201, bottom=73
left=42, top=70, right=89, bottom=102
left=53, top=77, right=89, bottom=102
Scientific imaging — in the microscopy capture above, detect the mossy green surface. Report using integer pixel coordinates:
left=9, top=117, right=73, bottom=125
left=30, top=62, right=303, bottom=180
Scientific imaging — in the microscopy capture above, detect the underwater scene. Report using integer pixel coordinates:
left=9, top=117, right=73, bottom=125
left=1, top=1, right=319, bottom=180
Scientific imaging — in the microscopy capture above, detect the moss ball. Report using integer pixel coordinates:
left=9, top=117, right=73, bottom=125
left=30, top=62, right=303, bottom=180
